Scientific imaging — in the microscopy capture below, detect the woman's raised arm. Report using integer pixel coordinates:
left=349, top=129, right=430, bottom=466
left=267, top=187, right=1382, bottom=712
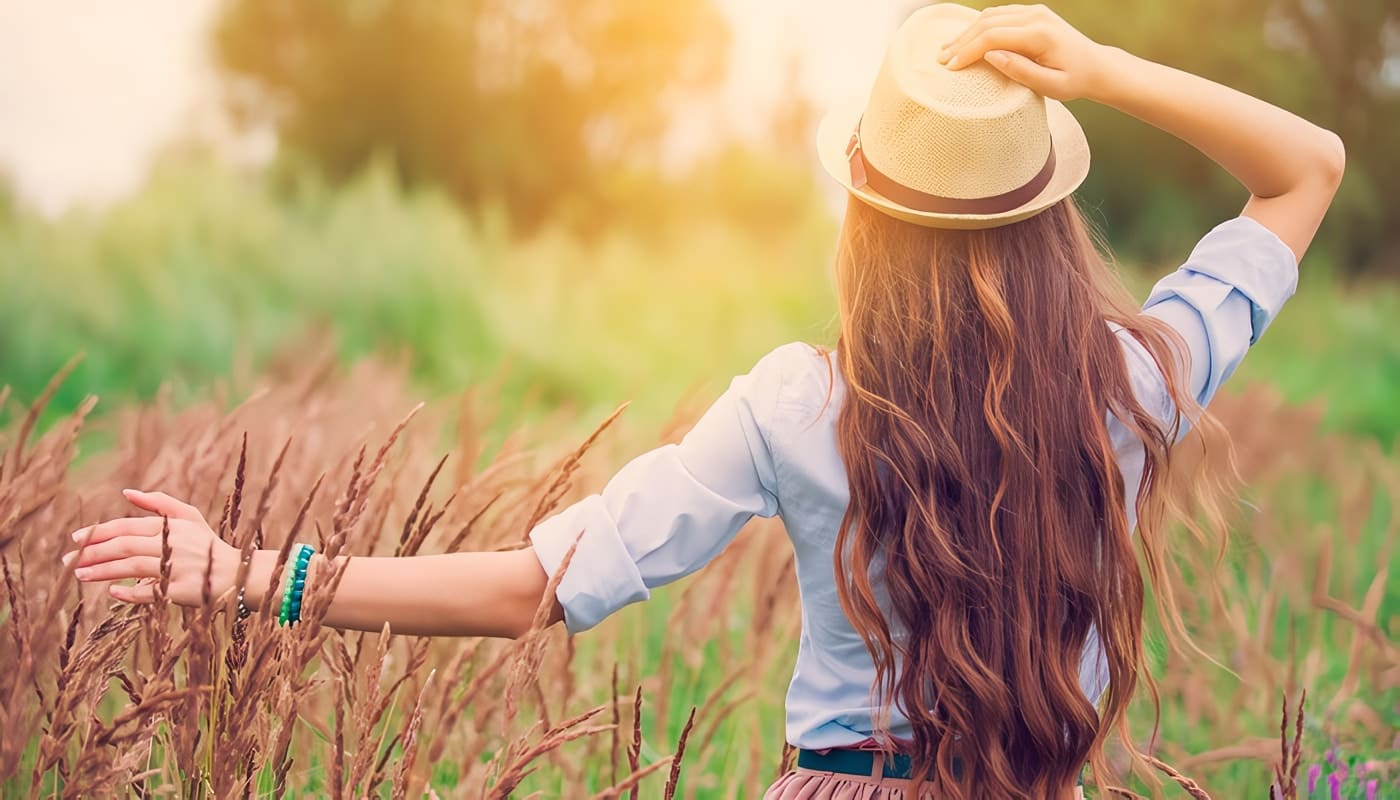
left=939, top=3, right=1345, bottom=262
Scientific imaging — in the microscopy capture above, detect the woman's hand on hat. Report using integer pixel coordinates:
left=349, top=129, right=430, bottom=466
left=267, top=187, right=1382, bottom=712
left=63, top=488, right=239, bottom=607
left=938, top=4, right=1107, bottom=102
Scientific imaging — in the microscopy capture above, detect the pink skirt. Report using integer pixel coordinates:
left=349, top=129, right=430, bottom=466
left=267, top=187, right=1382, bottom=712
left=763, top=753, right=1087, bottom=799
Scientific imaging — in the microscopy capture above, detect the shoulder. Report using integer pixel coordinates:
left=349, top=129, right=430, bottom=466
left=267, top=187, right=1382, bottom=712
left=748, top=341, right=832, bottom=375
left=735, top=341, right=841, bottom=442
left=743, top=341, right=836, bottom=400
left=726, top=341, right=837, bottom=421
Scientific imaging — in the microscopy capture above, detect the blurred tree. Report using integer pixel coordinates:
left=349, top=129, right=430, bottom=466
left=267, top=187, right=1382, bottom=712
left=214, top=0, right=728, bottom=232
left=966, top=0, right=1399, bottom=274
left=1271, top=0, right=1400, bottom=275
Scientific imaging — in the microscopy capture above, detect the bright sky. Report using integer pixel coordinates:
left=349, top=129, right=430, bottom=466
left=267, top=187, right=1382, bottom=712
left=706, top=0, right=918, bottom=137
left=0, top=0, right=220, bottom=216
left=0, top=0, right=920, bottom=217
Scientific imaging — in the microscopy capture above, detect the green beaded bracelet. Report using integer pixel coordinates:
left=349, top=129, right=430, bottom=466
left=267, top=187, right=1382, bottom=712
left=278, top=543, right=315, bottom=626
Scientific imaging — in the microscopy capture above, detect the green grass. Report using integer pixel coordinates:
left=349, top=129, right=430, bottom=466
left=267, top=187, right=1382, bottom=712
left=0, top=159, right=843, bottom=461
left=0, top=161, right=504, bottom=432
left=1235, top=279, right=1400, bottom=444
left=3, top=159, right=1397, bottom=448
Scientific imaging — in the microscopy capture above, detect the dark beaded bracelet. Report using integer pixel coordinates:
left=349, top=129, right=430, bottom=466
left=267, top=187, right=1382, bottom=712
left=236, top=585, right=252, bottom=620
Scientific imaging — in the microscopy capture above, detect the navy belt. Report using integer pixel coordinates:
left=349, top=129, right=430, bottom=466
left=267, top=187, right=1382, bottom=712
left=796, top=749, right=936, bottom=779
left=796, top=750, right=1083, bottom=786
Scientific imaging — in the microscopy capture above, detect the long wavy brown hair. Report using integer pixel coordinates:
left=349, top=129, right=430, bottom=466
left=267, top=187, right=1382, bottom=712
left=825, top=196, right=1232, bottom=798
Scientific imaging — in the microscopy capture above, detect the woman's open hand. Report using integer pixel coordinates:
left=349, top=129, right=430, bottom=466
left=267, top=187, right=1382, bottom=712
left=938, top=4, right=1108, bottom=102
left=64, top=489, right=239, bottom=607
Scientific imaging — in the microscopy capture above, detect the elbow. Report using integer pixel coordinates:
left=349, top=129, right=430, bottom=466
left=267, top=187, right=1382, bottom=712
left=489, top=606, right=540, bottom=641
left=1313, top=127, right=1346, bottom=189
left=498, top=605, right=539, bottom=641
left=503, top=619, right=534, bottom=641
left=449, top=548, right=564, bottom=639
left=502, top=545, right=565, bottom=639
left=504, top=594, right=565, bottom=641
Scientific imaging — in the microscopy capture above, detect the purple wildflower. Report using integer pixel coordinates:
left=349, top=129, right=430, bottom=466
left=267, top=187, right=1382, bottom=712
left=1309, top=764, right=1323, bottom=793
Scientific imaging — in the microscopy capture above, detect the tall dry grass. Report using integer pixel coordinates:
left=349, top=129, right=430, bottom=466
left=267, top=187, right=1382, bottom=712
left=0, top=350, right=1394, bottom=797
left=0, top=351, right=804, bottom=798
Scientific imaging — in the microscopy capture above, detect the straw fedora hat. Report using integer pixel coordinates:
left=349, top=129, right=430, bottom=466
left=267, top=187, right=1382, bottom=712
left=817, top=2, right=1090, bottom=229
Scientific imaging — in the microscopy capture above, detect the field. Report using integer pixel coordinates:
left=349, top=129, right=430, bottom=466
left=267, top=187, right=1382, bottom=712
left=0, top=163, right=1396, bottom=797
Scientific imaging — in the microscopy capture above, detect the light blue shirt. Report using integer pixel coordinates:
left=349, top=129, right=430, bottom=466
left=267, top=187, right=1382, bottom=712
left=529, top=215, right=1298, bottom=749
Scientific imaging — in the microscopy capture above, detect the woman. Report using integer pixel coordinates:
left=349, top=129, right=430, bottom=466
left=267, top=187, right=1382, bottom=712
left=65, top=3, right=1343, bottom=797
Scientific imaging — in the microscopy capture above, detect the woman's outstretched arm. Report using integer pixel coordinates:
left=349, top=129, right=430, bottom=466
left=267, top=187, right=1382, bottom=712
left=66, top=346, right=790, bottom=638
left=940, top=3, right=1345, bottom=261
left=248, top=547, right=559, bottom=638
left=65, top=489, right=561, bottom=638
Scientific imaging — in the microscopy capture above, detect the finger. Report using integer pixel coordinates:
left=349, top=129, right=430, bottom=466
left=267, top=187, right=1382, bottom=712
left=983, top=49, right=1068, bottom=94
left=110, top=582, right=158, bottom=604
left=65, top=535, right=163, bottom=569
left=974, top=5, right=1037, bottom=23
left=71, top=516, right=168, bottom=547
left=123, top=489, right=204, bottom=522
left=73, top=556, right=162, bottom=583
left=946, top=25, right=1050, bottom=70
left=940, top=11, right=1035, bottom=61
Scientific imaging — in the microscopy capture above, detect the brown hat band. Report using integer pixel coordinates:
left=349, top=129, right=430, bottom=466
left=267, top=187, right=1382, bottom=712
left=846, top=121, right=1057, bottom=216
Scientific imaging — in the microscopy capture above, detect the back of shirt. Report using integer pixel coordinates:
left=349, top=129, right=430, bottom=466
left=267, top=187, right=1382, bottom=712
left=529, top=214, right=1298, bottom=749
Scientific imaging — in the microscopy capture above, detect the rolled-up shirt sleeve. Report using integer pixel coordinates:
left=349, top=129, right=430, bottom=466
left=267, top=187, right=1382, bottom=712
left=1142, top=215, right=1298, bottom=411
left=528, top=345, right=792, bottom=634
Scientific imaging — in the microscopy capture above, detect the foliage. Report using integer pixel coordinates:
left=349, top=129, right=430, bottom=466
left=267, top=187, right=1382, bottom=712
left=0, top=158, right=837, bottom=441
left=2, top=157, right=1398, bottom=446
left=214, top=0, right=729, bottom=233
left=211, top=0, right=1400, bottom=273
left=0, top=352, right=1395, bottom=797
left=1230, top=279, right=1400, bottom=447
left=0, top=159, right=501, bottom=435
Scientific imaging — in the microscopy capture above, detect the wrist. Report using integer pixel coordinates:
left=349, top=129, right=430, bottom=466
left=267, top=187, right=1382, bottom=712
left=1084, top=44, right=1136, bottom=106
left=242, top=549, right=278, bottom=612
